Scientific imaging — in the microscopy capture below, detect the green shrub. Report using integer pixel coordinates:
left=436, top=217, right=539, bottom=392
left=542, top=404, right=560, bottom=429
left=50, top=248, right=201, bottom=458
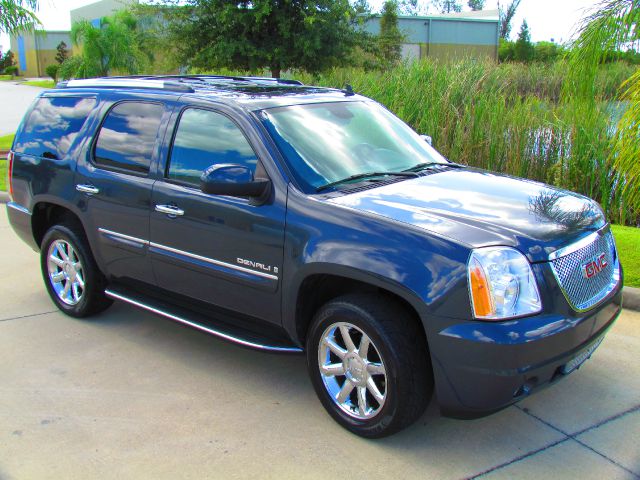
left=58, top=56, right=86, bottom=80
left=45, top=64, right=59, bottom=82
left=4, top=65, right=18, bottom=76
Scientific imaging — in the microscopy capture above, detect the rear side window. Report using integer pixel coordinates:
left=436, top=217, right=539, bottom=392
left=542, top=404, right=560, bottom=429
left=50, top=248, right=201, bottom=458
left=94, top=102, right=164, bottom=174
left=14, top=96, right=96, bottom=160
left=167, top=108, right=258, bottom=186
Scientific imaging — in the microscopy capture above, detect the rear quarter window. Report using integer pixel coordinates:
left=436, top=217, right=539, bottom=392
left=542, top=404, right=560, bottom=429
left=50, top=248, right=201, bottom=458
left=93, top=101, right=164, bottom=174
left=14, top=96, right=96, bottom=160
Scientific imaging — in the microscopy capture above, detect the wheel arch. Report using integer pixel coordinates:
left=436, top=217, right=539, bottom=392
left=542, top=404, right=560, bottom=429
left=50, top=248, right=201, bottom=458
left=285, top=265, right=430, bottom=349
left=31, top=199, right=87, bottom=249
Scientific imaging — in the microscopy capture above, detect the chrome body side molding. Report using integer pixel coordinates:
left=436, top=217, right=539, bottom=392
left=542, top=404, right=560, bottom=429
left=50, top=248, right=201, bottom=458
left=149, top=241, right=279, bottom=280
left=7, top=202, right=31, bottom=215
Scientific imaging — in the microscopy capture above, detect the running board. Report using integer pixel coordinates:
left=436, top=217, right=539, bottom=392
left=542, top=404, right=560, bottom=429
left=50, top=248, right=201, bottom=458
left=104, top=288, right=303, bottom=354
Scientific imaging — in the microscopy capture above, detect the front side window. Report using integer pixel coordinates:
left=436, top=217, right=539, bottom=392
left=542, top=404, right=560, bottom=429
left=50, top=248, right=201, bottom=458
left=167, top=108, right=258, bottom=186
left=94, top=102, right=164, bottom=174
left=260, top=101, right=449, bottom=192
left=14, top=96, right=96, bottom=160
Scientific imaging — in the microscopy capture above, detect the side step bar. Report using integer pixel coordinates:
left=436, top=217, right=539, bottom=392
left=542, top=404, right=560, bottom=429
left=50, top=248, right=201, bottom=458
left=104, top=288, right=303, bottom=354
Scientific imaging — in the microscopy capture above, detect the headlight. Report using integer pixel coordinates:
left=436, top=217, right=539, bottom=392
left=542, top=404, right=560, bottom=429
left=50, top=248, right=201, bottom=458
left=468, top=247, right=542, bottom=320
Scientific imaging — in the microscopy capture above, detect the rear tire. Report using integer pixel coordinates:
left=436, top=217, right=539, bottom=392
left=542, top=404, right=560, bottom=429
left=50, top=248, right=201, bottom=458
left=306, top=294, right=433, bottom=438
left=40, top=223, right=112, bottom=318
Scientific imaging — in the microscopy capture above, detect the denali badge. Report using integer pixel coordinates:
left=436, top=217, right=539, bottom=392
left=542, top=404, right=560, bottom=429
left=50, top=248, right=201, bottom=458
left=237, top=258, right=278, bottom=274
left=582, top=253, right=608, bottom=279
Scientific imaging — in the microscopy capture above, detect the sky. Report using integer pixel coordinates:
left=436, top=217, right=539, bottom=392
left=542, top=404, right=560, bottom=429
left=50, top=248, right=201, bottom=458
left=0, top=0, right=603, bottom=53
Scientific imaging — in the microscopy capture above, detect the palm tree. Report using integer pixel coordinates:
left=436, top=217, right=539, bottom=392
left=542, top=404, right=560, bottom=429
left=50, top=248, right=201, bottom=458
left=569, top=0, right=640, bottom=222
left=0, top=0, right=40, bottom=34
left=68, top=11, right=147, bottom=78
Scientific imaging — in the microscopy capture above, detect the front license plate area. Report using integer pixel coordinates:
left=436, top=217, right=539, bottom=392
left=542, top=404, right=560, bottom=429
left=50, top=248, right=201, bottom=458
left=561, top=337, right=604, bottom=375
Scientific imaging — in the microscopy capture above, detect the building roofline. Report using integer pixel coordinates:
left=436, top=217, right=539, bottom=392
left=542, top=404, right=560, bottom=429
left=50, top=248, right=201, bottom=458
left=364, top=13, right=498, bottom=23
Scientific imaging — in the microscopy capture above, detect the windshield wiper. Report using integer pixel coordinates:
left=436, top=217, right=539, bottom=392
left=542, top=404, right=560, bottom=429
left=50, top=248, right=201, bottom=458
left=316, top=171, right=418, bottom=192
left=403, top=162, right=465, bottom=172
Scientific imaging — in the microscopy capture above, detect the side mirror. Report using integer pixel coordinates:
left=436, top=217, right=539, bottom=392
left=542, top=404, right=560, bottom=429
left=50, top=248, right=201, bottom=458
left=420, top=134, right=433, bottom=146
left=200, top=164, right=270, bottom=198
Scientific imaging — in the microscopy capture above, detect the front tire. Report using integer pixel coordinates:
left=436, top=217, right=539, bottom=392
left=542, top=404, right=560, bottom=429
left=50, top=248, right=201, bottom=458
left=306, top=294, right=433, bottom=438
left=40, top=223, right=112, bottom=318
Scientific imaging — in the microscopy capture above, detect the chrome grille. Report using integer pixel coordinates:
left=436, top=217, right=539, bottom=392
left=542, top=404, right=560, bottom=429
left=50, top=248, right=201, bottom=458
left=550, top=230, right=620, bottom=312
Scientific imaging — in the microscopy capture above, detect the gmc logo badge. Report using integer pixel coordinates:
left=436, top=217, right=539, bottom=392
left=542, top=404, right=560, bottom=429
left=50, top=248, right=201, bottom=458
left=582, top=253, right=608, bottom=279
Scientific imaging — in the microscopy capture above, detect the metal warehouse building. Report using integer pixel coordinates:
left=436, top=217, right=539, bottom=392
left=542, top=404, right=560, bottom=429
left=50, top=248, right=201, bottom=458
left=9, top=30, right=71, bottom=78
left=9, top=0, right=135, bottom=77
left=363, top=10, right=500, bottom=61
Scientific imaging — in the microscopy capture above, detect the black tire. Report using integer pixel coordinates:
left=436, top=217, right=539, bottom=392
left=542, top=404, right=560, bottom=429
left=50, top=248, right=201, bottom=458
left=40, top=222, right=112, bottom=318
left=306, top=293, right=433, bottom=438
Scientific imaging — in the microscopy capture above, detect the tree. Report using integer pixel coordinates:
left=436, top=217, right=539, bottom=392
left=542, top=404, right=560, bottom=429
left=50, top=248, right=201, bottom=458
left=468, top=0, right=485, bottom=10
left=432, top=0, right=462, bottom=13
left=514, top=20, right=534, bottom=62
left=353, top=0, right=371, bottom=15
left=163, top=0, right=362, bottom=78
left=0, top=0, right=40, bottom=34
left=568, top=0, right=640, bottom=221
left=534, top=41, right=562, bottom=63
left=498, top=0, right=522, bottom=39
left=64, top=11, right=148, bottom=78
left=379, top=0, right=404, bottom=67
left=498, top=38, right=515, bottom=62
left=55, top=41, right=68, bottom=65
left=0, top=49, right=14, bottom=71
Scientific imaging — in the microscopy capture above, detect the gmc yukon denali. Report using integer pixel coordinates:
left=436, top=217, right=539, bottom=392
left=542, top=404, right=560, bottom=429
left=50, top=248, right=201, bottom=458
left=6, top=76, right=623, bottom=437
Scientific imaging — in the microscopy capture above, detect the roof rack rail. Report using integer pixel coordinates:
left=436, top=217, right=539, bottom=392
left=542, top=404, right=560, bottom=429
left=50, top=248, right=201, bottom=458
left=121, top=74, right=304, bottom=86
left=59, top=78, right=195, bottom=93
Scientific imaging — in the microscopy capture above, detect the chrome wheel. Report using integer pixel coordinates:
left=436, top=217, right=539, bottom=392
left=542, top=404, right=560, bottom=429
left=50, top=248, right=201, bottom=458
left=318, top=322, right=387, bottom=420
left=47, top=239, right=85, bottom=306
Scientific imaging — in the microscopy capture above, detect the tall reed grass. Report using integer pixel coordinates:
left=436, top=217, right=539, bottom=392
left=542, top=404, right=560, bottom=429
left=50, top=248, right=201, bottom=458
left=295, top=60, right=637, bottom=225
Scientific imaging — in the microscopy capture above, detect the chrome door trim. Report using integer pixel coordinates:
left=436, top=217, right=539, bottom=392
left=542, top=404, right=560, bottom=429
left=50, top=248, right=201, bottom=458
left=149, top=241, right=279, bottom=280
left=104, top=289, right=301, bottom=353
left=98, top=228, right=149, bottom=247
left=97, top=227, right=278, bottom=280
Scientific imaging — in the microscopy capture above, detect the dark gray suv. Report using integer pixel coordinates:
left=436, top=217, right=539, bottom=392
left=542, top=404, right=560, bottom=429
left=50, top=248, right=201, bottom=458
left=6, top=75, right=623, bottom=437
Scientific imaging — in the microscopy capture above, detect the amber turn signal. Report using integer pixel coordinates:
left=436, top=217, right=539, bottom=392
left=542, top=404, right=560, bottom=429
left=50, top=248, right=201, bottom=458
left=469, top=260, right=494, bottom=318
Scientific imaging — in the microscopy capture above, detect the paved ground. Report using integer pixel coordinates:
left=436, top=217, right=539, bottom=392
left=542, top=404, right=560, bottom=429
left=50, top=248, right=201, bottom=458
left=0, top=81, right=43, bottom=136
left=1, top=210, right=639, bottom=479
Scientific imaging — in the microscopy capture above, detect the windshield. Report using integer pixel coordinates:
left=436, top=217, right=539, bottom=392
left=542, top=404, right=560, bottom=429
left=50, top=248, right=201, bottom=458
left=259, top=101, right=449, bottom=192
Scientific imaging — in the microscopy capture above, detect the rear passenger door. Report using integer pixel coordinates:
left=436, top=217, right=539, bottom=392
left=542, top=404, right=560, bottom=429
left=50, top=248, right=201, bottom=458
left=74, top=99, right=170, bottom=285
left=149, top=106, right=286, bottom=325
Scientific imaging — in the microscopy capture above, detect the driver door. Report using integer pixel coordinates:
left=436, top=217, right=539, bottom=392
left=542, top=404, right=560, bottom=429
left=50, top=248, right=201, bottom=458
left=149, top=106, right=286, bottom=325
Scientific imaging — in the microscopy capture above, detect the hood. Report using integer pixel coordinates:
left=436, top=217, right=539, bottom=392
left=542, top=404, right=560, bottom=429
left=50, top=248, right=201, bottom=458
left=326, top=168, right=605, bottom=262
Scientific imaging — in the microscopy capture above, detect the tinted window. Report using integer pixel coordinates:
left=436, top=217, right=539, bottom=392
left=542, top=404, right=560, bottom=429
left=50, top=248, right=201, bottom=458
left=94, top=102, right=164, bottom=173
left=168, top=108, right=258, bottom=185
left=14, top=96, right=96, bottom=159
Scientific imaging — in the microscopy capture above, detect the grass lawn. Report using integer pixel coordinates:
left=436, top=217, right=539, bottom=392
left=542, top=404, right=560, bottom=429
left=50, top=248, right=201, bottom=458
left=22, top=80, right=55, bottom=88
left=0, top=134, right=14, bottom=150
left=0, top=134, right=13, bottom=192
left=611, top=225, right=640, bottom=288
left=0, top=160, right=6, bottom=191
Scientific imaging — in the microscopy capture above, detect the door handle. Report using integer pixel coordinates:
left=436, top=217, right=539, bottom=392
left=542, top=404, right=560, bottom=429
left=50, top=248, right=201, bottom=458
left=155, top=204, right=185, bottom=217
left=76, top=184, right=100, bottom=195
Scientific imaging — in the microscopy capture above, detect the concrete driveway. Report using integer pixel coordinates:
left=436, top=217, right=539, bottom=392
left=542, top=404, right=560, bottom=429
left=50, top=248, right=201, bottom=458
left=0, top=206, right=638, bottom=480
left=0, top=81, right=43, bottom=136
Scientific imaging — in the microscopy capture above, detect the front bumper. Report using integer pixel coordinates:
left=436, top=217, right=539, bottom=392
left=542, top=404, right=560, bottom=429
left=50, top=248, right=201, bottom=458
left=430, top=285, right=622, bottom=419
